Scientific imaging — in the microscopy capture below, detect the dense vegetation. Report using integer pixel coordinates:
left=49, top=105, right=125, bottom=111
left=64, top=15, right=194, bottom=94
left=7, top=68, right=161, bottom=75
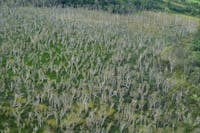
left=0, top=0, right=200, bottom=132
left=1, top=0, right=200, bottom=15
left=0, top=5, right=200, bottom=132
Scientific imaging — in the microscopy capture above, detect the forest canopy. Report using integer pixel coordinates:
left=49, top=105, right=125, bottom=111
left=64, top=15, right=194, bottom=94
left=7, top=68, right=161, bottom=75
left=1, top=0, right=199, bottom=15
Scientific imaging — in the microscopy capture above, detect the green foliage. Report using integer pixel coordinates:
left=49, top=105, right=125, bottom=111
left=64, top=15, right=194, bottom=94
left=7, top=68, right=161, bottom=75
left=1, top=0, right=199, bottom=15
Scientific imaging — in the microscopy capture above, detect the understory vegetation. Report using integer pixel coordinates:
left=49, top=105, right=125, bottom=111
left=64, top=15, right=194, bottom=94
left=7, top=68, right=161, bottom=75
left=0, top=2, right=200, bottom=133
